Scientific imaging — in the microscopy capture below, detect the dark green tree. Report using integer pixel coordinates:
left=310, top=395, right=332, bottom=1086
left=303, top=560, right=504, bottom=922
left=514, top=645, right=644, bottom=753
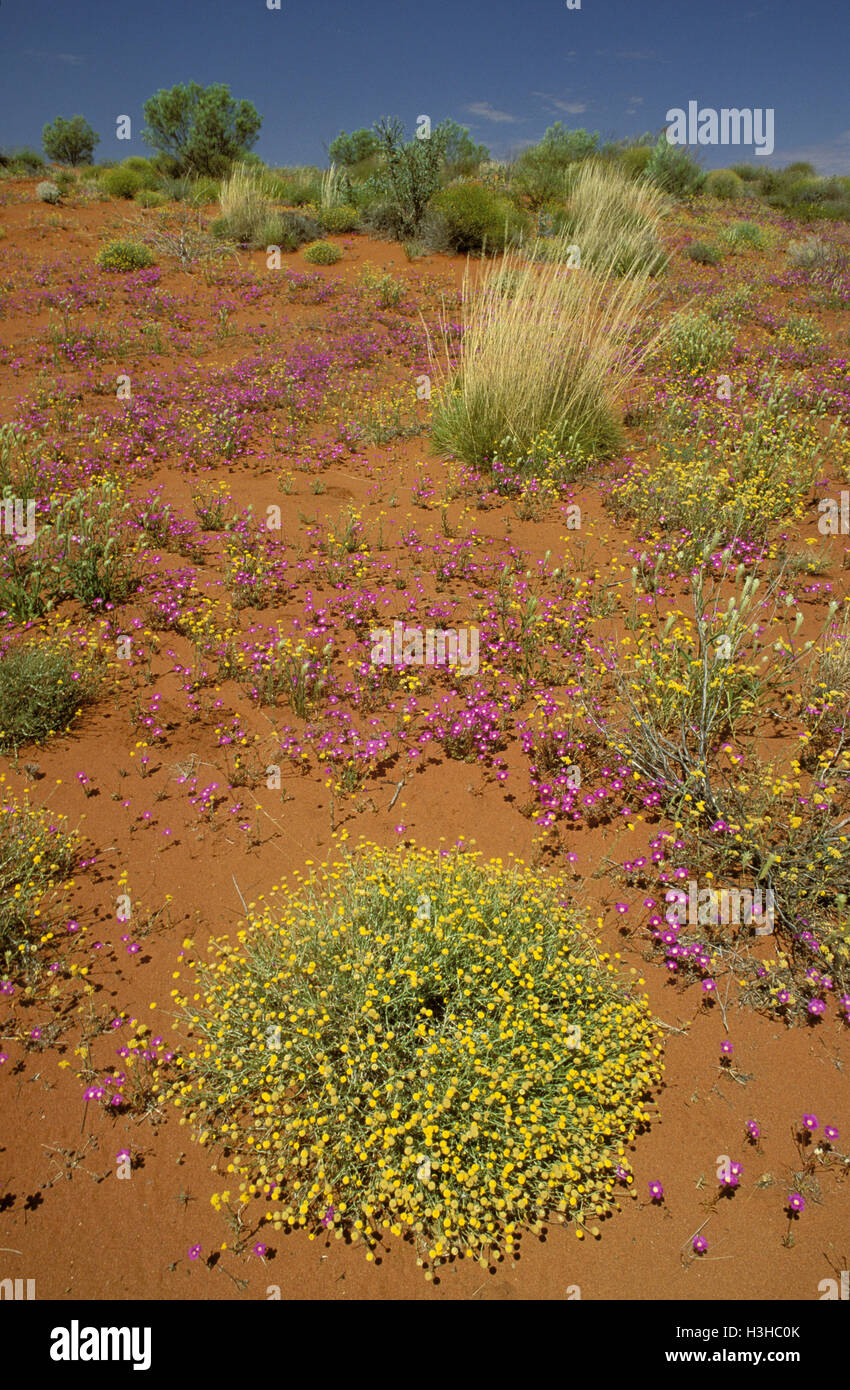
left=328, top=128, right=380, bottom=167
left=141, top=83, right=262, bottom=177
left=42, top=115, right=99, bottom=166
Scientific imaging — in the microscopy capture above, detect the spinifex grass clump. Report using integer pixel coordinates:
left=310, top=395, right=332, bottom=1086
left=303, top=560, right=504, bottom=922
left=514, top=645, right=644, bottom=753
left=0, top=638, right=101, bottom=752
left=0, top=794, right=77, bottom=957
left=563, top=161, right=668, bottom=276
left=161, top=843, right=663, bottom=1271
left=429, top=234, right=655, bottom=474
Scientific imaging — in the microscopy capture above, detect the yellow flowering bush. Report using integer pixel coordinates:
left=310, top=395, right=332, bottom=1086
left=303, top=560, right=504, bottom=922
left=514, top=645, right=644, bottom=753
left=161, top=843, right=664, bottom=1270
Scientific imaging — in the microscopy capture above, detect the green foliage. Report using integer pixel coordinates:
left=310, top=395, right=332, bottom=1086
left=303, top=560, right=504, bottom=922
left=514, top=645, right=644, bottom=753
left=720, top=220, right=766, bottom=251
left=95, top=240, right=156, bottom=271
left=684, top=240, right=722, bottom=265
left=142, top=82, right=262, bottom=177
left=645, top=136, right=705, bottom=197
left=432, top=182, right=527, bottom=254
left=103, top=167, right=142, bottom=199
left=134, top=188, right=166, bottom=208
left=511, top=123, right=601, bottom=209
left=303, top=239, right=342, bottom=264
left=328, top=128, right=380, bottom=167
left=368, top=116, right=450, bottom=238
left=317, top=203, right=360, bottom=233
left=42, top=115, right=99, bottom=166
left=665, top=310, right=735, bottom=372
left=0, top=640, right=100, bottom=753
left=440, top=119, right=490, bottom=177
left=6, top=148, right=45, bottom=174
left=213, top=206, right=319, bottom=251
left=36, top=181, right=61, bottom=205
left=705, top=168, right=743, bottom=199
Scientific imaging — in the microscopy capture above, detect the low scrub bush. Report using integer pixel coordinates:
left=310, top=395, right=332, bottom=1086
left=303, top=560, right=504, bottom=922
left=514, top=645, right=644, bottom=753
left=720, top=220, right=766, bottom=252
left=96, top=240, right=156, bottom=271
left=684, top=240, right=722, bottom=265
left=303, top=239, right=342, bottom=264
left=102, top=166, right=142, bottom=199
left=36, top=181, right=61, bottom=204
left=316, top=203, right=359, bottom=234
left=431, top=182, right=527, bottom=254
left=704, top=168, right=743, bottom=200
left=161, top=842, right=663, bottom=1269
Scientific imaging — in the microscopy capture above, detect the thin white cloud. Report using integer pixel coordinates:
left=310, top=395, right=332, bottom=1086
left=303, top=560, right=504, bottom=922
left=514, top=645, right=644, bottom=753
left=24, top=49, right=85, bottom=65
left=533, top=92, right=588, bottom=116
left=465, top=102, right=521, bottom=125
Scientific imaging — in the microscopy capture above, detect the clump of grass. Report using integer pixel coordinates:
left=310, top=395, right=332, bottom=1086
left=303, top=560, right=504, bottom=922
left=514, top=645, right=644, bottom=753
left=563, top=160, right=668, bottom=276
left=0, top=794, right=78, bottom=957
left=36, top=181, right=61, bottom=205
left=664, top=310, right=735, bottom=372
left=0, top=639, right=101, bottom=753
left=161, top=842, right=663, bottom=1271
left=95, top=240, right=155, bottom=272
left=720, top=221, right=766, bottom=252
left=303, top=239, right=342, bottom=265
left=429, top=231, right=656, bottom=472
left=684, top=240, right=722, bottom=265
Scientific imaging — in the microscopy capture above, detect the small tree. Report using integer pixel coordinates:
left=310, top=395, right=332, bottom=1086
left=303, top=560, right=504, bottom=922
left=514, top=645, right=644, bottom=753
left=441, top=120, right=490, bottom=177
left=42, top=115, right=99, bottom=167
left=370, top=116, right=450, bottom=238
left=142, top=83, right=262, bottom=177
left=328, top=128, right=380, bottom=168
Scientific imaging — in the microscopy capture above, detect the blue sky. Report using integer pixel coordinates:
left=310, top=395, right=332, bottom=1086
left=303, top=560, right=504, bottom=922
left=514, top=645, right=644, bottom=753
left=1, top=0, right=847, bottom=172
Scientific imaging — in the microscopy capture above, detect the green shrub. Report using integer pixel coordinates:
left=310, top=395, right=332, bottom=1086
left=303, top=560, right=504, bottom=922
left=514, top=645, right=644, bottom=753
left=96, top=239, right=156, bottom=271
left=432, top=182, right=526, bottom=254
left=720, top=220, right=765, bottom=251
left=163, top=841, right=663, bottom=1269
left=684, top=240, right=722, bottom=265
left=618, top=145, right=654, bottom=181
left=665, top=310, right=735, bottom=371
left=303, top=239, right=342, bottom=264
left=134, top=189, right=166, bottom=208
left=103, top=166, right=142, bottom=199
left=367, top=117, right=450, bottom=238
left=0, top=640, right=100, bottom=753
left=645, top=136, right=705, bottom=197
left=705, top=168, right=743, bottom=200
left=36, top=181, right=61, bottom=205
left=42, top=115, right=99, bottom=167
left=510, top=123, right=601, bottom=210
left=317, top=203, right=360, bottom=233
left=8, top=148, right=45, bottom=174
